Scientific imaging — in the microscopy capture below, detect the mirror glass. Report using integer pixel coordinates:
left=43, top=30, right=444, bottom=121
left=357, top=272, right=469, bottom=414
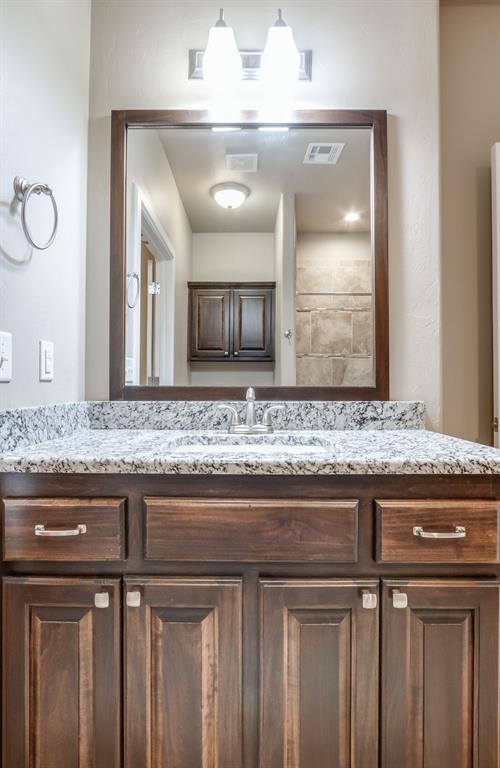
left=125, top=126, right=373, bottom=387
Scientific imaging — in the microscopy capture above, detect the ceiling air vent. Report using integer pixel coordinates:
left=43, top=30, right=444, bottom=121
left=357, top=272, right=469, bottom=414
left=303, top=142, right=345, bottom=165
left=225, top=153, right=258, bottom=172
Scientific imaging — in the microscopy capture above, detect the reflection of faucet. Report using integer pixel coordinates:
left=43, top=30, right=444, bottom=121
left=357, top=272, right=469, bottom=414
left=218, top=388, right=285, bottom=434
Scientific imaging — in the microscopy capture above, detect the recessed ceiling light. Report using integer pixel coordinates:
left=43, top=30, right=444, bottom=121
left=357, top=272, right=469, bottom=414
left=344, top=212, right=361, bottom=223
left=210, top=182, right=250, bottom=209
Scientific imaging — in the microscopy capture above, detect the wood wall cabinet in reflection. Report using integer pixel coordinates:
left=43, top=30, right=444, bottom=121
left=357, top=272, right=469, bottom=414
left=188, top=282, right=275, bottom=362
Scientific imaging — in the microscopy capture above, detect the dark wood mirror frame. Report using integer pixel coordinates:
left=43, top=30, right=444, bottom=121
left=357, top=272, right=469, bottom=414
left=109, top=109, right=388, bottom=401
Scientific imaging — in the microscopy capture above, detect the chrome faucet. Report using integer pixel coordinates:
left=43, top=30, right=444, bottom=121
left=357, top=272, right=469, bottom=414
left=218, top=388, right=285, bottom=434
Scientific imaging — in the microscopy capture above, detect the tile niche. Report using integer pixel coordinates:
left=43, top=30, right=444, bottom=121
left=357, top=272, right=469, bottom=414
left=295, top=232, right=374, bottom=386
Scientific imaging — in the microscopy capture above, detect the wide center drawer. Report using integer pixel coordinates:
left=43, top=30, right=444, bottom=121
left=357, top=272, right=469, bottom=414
left=2, top=498, right=126, bottom=561
left=376, top=499, right=500, bottom=563
left=145, top=497, right=359, bottom=562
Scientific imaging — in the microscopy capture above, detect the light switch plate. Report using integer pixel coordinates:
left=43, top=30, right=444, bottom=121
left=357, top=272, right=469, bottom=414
left=0, top=332, right=12, bottom=382
left=39, top=340, right=54, bottom=381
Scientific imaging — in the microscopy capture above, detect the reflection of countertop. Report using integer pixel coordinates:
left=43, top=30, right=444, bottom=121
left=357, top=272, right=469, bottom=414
left=2, top=428, right=500, bottom=475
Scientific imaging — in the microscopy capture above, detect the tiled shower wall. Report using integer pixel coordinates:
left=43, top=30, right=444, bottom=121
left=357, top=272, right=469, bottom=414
left=295, top=232, right=374, bottom=386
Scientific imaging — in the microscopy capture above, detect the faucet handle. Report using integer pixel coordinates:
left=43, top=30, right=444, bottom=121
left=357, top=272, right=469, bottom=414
left=245, top=387, right=256, bottom=401
left=262, top=405, right=286, bottom=427
left=217, top=405, right=241, bottom=428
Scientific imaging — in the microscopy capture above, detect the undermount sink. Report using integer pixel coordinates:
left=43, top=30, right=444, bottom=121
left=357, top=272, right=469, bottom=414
left=168, top=433, right=334, bottom=457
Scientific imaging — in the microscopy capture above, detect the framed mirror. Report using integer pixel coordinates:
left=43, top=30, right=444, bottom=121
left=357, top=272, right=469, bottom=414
left=110, top=110, right=388, bottom=400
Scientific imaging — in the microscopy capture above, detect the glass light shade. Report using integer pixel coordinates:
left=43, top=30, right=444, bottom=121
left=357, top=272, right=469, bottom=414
left=211, top=183, right=249, bottom=209
left=261, top=24, right=300, bottom=86
left=203, top=25, right=242, bottom=86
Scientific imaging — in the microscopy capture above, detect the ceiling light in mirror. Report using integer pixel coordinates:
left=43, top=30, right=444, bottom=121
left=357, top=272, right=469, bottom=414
left=211, top=183, right=250, bottom=209
left=344, top=212, right=361, bottom=223
left=203, top=9, right=242, bottom=86
left=261, top=9, right=300, bottom=87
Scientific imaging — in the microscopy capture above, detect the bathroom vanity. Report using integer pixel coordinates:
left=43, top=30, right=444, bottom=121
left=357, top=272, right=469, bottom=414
left=2, top=400, right=500, bottom=768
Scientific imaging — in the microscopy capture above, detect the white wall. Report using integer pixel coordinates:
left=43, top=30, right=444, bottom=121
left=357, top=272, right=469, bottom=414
left=126, top=130, right=192, bottom=386
left=0, top=0, right=91, bottom=408
left=86, top=0, right=441, bottom=426
left=440, top=2, right=500, bottom=444
left=274, top=194, right=296, bottom=385
left=191, top=233, right=274, bottom=282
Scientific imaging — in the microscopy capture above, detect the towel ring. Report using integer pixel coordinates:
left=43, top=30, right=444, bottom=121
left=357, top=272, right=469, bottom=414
left=126, top=271, right=140, bottom=309
left=13, top=176, right=58, bottom=251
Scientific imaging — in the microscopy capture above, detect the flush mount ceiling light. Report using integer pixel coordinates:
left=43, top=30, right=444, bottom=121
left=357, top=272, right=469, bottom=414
left=202, top=9, right=242, bottom=86
left=344, top=212, right=361, bottom=223
left=261, top=9, right=300, bottom=87
left=210, top=183, right=250, bottom=209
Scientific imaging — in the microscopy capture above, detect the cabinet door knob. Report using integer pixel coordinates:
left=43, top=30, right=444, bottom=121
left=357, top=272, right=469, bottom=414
left=94, top=593, right=110, bottom=609
left=361, top=590, right=377, bottom=610
left=234, top=351, right=239, bottom=356
left=127, top=591, right=141, bottom=608
left=224, top=351, right=229, bottom=356
left=392, top=590, right=408, bottom=609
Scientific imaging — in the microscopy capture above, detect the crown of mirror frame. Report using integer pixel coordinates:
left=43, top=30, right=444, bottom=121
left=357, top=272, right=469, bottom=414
left=189, top=8, right=312, bottom=84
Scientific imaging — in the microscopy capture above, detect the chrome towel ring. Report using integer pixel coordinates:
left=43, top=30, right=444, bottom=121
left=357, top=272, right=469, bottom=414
left=126, top=271, right=140, bottom=309
left=13, top=175, right=58, bottom=251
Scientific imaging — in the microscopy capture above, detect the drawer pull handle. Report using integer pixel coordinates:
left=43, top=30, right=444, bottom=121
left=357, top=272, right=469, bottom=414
left=413, top=525, right=466, bottom=540
left=35, top=524, right=87, bottom=537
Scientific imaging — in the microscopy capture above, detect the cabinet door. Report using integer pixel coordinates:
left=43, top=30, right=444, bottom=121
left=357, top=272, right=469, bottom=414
left=3, top=577, right=121, bottom=768
left=260, top=579, right=379, bottom=768
left=125, top=577, right=243, bottom=768
left=189, top=288, right=231, bottom=359
left=232, top=287, right=274, bottom=360
left=382, top=580, right=500, bottom=768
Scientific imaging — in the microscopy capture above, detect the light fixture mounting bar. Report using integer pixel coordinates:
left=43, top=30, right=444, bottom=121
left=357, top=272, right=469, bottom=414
left=189, top=49, right=312, bottom=81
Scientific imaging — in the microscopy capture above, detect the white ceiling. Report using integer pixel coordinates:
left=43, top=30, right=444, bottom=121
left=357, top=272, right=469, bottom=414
left=151, top=127, right=371, bottom=234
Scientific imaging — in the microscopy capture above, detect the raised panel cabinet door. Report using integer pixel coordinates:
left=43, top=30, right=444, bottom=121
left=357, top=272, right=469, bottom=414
left=2, top=577, right=121, bottom=768
left=124, top=577, right=243, bottom=768
left=260, top=579, right=379, bottom=768
left=189, top=288, right=231, bottom=359
left=382, top=580, right=500, bottom=768
left=233, top=288, right=274, bottom=359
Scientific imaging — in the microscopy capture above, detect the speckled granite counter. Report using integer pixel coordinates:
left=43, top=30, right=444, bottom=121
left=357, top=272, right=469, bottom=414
left=1, top=427, right=500, bottom=475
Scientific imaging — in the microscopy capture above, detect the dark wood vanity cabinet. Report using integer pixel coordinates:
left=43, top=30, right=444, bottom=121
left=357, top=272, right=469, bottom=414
left=188, top=282, right=275, bottom=362
left=2, top=482, right=500, bottom=768
left=3, top=577, right=121, bottom=768
left=382, top=580, right=500, bottom=768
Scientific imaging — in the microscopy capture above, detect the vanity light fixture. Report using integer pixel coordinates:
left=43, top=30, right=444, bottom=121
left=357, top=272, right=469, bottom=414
left=202, top=9, right=242, bottom=85
left=210, top=182, right=250, bottom=210
left=261, top=9, right=301, bottom=86
left=344, top=212, right=361, bottom=223
left=189, top=9, right=311, bottom=82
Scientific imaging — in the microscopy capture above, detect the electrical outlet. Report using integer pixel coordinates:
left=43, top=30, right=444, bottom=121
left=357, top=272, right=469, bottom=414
left=39, top=340, right=54, bottom=382
left=0, top=332, right=12, bottom=382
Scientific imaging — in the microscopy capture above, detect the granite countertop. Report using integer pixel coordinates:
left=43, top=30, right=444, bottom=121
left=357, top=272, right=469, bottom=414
left=2, top=427, right=500, bottom=475
left=1, top=399, right=499, bottom=475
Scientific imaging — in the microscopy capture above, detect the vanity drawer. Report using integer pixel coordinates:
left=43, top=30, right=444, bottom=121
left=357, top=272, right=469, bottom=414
left=376, top=499, right=500, bottom=563
left=145, top=497, right=358, bottom=562
left=2, top=498, right=126, bottom=561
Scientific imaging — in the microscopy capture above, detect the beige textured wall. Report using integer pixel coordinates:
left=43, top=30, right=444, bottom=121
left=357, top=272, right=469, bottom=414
left=441, top=2, right=500, bottom=443
left=85, top=0, right=442, bottom=426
